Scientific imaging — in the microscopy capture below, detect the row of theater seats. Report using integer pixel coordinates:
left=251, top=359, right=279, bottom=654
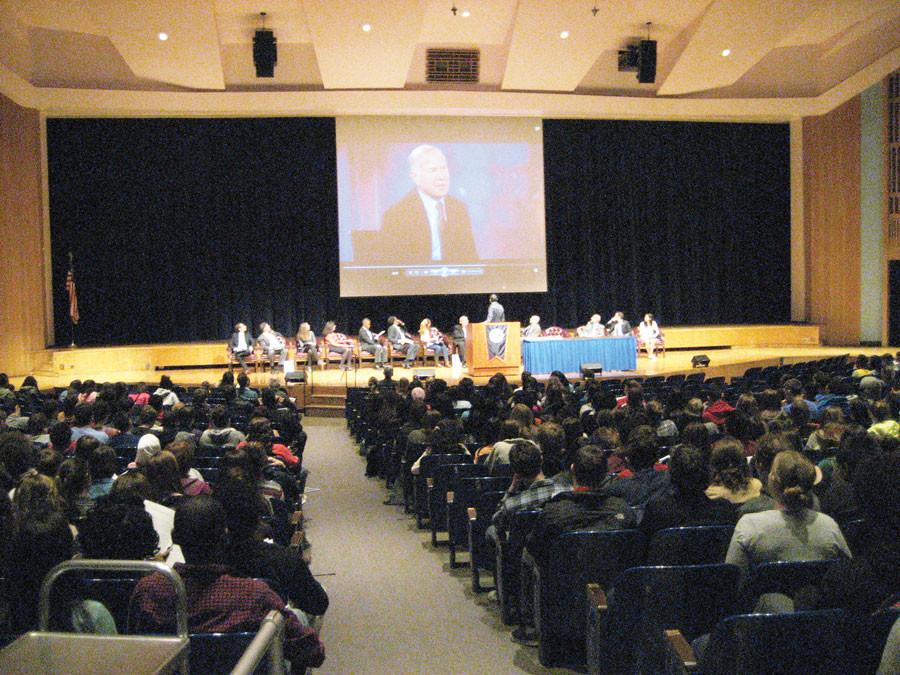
left=344, top=385, right=897, bottom=674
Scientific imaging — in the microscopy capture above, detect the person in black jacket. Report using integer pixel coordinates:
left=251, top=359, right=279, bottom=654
left=215, top=476, right=328, bottom=620
left=514, top=445, right=635, bottom=646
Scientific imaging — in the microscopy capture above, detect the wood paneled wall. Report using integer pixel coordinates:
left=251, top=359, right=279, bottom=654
left=0, top=93, right=45, bottom=375
left=804, top=97, right=862, bottom=345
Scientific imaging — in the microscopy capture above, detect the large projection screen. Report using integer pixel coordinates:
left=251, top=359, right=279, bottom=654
left=336, top=116, right=547, bottom=298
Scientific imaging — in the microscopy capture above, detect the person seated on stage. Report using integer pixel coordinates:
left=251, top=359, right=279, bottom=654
left=637, top=313, right=661, bottom=359
left=256, top=322, right=286, bottom=366
left=386, top=316, right=419, bottom=368
left=129, top=496, right=325, bottom=670
left=295, top=322, right=322, bottom=368
left=418, top=318, right=451, bottom=367
left=451, top=315, right=469, bottom=366
left=522, top=315, right=542, bottom=338
left=228, top=322, right=255, bottom=372
left=322, top=321, right=354, bottom=371
left=577, top=313, right=605, bottom=337
left=358, top=317, right=387, bottom=369
left=605, top=311, right=632, bottom=337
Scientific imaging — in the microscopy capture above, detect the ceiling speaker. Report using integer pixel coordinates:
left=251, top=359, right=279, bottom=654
left=253, top=29, right=277, bottom=78
left=637, top=40, right=656, bottom=83
left=691, top=355, right=710, bottom=368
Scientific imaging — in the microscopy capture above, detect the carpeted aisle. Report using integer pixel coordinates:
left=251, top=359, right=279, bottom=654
left=301, top=417, right=576, bottom=675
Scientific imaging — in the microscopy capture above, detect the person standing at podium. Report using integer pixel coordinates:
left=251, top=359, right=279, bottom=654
left=486, top=294, right=505, bottom=322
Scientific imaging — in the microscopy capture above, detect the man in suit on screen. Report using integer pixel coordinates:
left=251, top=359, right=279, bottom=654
left=378, top=145, right=478, bottom=265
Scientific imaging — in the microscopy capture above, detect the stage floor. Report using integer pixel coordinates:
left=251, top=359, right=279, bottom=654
left=10, top=345, right=887, bottom=391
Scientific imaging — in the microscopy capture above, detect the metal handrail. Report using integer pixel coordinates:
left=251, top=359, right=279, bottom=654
left=38, top=559, right=190, bottom=639
left=230, top=610, right=285, bottom=675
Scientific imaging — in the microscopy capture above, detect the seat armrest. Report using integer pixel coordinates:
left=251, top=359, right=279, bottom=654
left=586, top=583, right=608, bottom=613
left=665, top=629, right=698, bottom=672
left=446, top=490, right=455, bottom=504
left=467, top=507, right=477, bottom=521
left=426, top=477, right=434, bottom=489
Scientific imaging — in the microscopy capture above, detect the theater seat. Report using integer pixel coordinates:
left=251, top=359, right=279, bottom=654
left=586, top=563, right=740, bottom=675
left=646, top=526, right=734, bottom=566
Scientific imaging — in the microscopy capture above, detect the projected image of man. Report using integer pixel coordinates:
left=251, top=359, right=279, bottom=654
left=380, top=145, right=478, bottom=264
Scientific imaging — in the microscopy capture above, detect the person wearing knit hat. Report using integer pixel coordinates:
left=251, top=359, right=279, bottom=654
left=135, top=434, right=162, bottom=467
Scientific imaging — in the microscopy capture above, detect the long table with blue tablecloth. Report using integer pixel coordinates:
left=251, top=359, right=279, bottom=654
left=522, top=336, right=637, bottom=374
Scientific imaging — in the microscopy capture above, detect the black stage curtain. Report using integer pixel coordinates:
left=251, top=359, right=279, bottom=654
left=48, top=118, right=789, bottom=347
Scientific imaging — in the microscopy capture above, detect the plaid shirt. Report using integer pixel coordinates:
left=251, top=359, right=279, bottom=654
left=129, top=563, right=324, bottom=669
left=492, top=477, right=569, bottom=534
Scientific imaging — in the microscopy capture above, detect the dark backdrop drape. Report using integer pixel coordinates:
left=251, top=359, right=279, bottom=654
left=47, top=117, right=790, bottom=346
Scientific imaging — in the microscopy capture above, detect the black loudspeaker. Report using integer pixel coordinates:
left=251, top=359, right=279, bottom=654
left=285, top=370, right=306, bottom=383
left=414, top=368, right=436, bottom=380
left=637, top=39, right=657, bottom=83
left=582, top=363, right=603, bottom=378
left=691, top=355, right=710, bottom=368
left=253, top=29, right=277, bottom=77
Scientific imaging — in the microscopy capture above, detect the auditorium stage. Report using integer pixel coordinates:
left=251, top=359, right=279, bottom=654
left=11, top=322, right=890, bottom=395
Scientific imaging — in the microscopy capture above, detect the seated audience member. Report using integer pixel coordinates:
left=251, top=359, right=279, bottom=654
left=516, top=445, right=636, bottom=645
left=144, top=450, right=185, bottom=508
left=490, top=440, right=568, bottom=537
left=129, top=496, right=325, bottom=670
left=868, top=400, right=899, bottom=439
left=295, top=322, right=322, bottom=368
left=13, top=473, right=67, bottom=520
left=322, top=321, right=354, bottom=371
left=605, top=426, right=673, bottom=520
left=705, top=437, right=762, bottom=505
left=484, top=418, right=531, bottom=473
left=215, top=477, right=329, bottom=619
left=36, top=448, right=63, bottom=478
left=107, top=412, right=139, bottom=452
left=640, top=444, right=736, bottom=535
left=49, top=421, right=73, bottom=457
left=130, top=433, right=162, bottom=470
left=25, top=412, right=50, bottom=448
left=702, top=387, right=735, bottom=427
left=70, top=403, right=110, bottom=444
left=79, top=495, right=161, bottom=561
left=166, top=440, right=211, bottom=497
left=526, top=444, right=637, bottom=563
left=199, top=405, right=246, bottom=450
left=725, top=450, right=851, bottom=585
left=236, top=373, right=259, bottom=403
left=56, top=457, right=94, bottom=525
left=820, top=452, right=900, bottom=614
left=522, top=315, right=542, bottom=338
left=7, top=508, right=116, bottom=634
left=1, top=430, right=37, bottom=496
left=577, top=313, right=605, bottom=337
left=153, top=376, right=179, bottom=408
left=740, top=432, right=795, bottom=516
left=88, top=445, right=118, bottom=499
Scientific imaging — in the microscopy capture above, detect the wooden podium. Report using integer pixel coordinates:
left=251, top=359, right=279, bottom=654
left=466, top=322, right=521, bottom=377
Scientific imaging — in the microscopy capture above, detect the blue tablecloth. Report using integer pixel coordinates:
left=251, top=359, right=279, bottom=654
left=522, top=336, right=637, bottom=374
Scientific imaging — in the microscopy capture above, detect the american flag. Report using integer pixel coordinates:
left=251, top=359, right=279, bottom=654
left=66, top=268, right=79, bottom=325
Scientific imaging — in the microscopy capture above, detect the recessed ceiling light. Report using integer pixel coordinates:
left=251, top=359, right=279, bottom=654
left=721, top=48, right=731, bottom=57
left=157, top=32, right=168, bottom=41
left=559, top=30, right=570, bottom=39
left=361, top=23, right=372, bottom=33
left=461, top=9, right=470, bottom=17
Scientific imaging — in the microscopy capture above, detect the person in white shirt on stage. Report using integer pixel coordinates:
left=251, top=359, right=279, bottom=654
left=638, top=313, right=661, bottom=359
left=577, top=314, right=605, bottom=337
left=522, top=315, right=542, bottom=338
left=256, top=322, right=286, bottom=369
left=606, top=311, right=632, bottom=337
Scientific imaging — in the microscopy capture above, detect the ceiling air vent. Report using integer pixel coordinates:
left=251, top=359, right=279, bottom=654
left=426, top=48, right=479, bottom=83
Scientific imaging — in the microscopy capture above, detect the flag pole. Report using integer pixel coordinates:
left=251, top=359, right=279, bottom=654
left=68, top=251, right=76, bottom=347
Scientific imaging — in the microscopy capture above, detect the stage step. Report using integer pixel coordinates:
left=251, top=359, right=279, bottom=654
left=305, top=403, right=345, bottom=418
